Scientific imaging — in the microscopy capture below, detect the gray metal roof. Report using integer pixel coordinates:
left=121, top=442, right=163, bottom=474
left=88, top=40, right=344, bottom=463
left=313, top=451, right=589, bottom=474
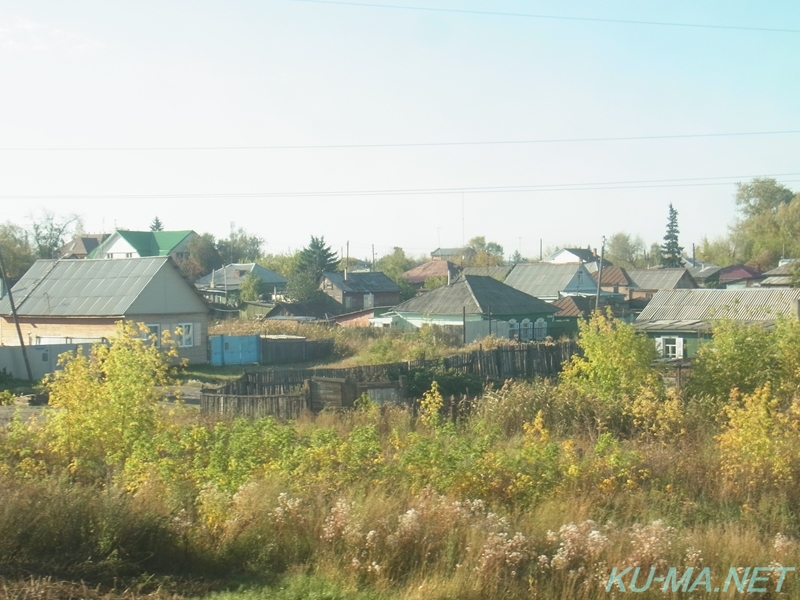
left=195, top=263, right=287, bottom=290
left=627, top=268, right=696, bottom=291
left=636, top=288, right=800, bottom=324
left=504, top=263, right=597, bottom=299
left=761, top=276, right=792, bottom=286
left=764, top=261, right=798, bottom=276
left=0, top=257, right=207, bottom=317
left=393, top=275, right=557, bottom=316
left=461, top=265, right=513, bottom=281
left=323, top=271, right=401, bottom=293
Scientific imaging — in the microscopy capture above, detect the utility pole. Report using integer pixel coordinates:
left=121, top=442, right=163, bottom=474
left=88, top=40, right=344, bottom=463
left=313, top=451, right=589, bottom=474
left=0, top=246, right=33, bottom=381
left=372, top=244, right=375, bottom=271
left=595, top=236, right=606, bottom=312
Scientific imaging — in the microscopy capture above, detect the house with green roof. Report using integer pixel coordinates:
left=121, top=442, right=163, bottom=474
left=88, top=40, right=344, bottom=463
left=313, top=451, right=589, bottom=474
left=88, top=229, right=198, bottom=260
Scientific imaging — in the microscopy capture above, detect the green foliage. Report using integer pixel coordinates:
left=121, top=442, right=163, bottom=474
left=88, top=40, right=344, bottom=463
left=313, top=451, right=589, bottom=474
left=561, top=309, right=661, bottom=408
left=0, top=221, right=35, bottom=278
left=423, top=275, right=448, bottom=289
left=178, top=232, right=224, bottom=280
left=149, top=216, right=164, bottom=231
left=466, top=235, right=504, bottom=266
left=406, top=364, right=482, bottom=401
left=239, top=271, right=265, bottom=302
left=605, top=231, right=647, bottom=269
left=686, top=317, right=800, bottom=403
left=297, top=235, right=339, bottom=277
left=42, top=322, right=177, bottom=482
left=217, top=227, right=264, bottom=263
left=259, top=250, right=302, bottom=278
left=285, top=269, right=326, bottom=302
left=736, top=177, right=795, bottom=218
left=659, top=204, right=683, bottom=268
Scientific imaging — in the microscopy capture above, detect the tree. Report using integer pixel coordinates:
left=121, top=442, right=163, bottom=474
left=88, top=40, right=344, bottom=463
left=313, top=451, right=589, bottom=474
left=735, top=178, right=794, bottom=218
left=239, top=272, right=265, bottom=302
left=149, top=216, right=164, bottom=231
left=605, top=232, right=646, bottom=268
left=375, top=247, right=416, bottom=281
left=561, top=309, right=661, bottom=406
left=297, top=236, right=339, bottom=278
left=660, top=204, right=683, bottom=268
left=259, top=251, right=301, bottom=278
left=30, top=210, right=80, bottom=259
left=285, top=270, right=325, bottom=302
left=510, top=250, right=528, bottom=264
left=43, top=321, right=175, bottom=482
left=175, top=233, right=223, bottom=280
left=216, top=227, right=264, bottom=263
left=0, top=222, right=35, bottom=279
left=466, top=236, right=504, bottom=267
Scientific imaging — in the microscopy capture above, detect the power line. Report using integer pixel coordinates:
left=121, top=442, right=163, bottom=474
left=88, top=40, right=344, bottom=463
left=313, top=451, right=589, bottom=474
left=280, top=0, right=800, bottom=34
left=3, top=172, right=799, bottom=200
left=2, top=130, right=800, bottom=151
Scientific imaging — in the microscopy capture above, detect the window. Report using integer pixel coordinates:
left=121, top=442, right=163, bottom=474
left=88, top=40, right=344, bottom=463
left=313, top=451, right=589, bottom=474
left=508, top=319, right=520, bottom=340
left=178, top=323, right=194, bottom=347
left=520, top=318, right=533, bottom=342
left=344, top=296, right=353, bottom=310
left=143, top=324, right=161, bottom=347
left=656, top=336, right=683, bottom=358
left=364, top=293, right=374, bottom=309
left=533, top=317, right=547, bottom=341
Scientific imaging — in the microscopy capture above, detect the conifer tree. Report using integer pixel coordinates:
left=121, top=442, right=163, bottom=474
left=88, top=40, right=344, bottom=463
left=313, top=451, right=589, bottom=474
left=150, top=216, right=164, bottom=231
left=660, top=204, right=683, bottom=268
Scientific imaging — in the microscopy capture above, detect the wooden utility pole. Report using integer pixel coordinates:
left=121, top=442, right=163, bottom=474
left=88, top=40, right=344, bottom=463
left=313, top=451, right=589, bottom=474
left=595, top=236, right=606, bottom=312
left=0, top=247, right=33, bottom=381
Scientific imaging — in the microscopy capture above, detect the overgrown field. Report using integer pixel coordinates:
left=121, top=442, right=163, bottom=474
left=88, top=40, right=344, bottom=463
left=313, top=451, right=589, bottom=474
left=3, top=314, right=800, bottom=598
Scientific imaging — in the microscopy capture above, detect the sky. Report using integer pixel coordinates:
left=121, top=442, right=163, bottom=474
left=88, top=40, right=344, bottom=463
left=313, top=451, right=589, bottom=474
left=1, top=0, right=799, bottom=262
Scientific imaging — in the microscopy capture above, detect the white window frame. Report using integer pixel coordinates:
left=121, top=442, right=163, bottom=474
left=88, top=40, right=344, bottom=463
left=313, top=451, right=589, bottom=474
left=143, top=324, right=161, bottom=348
left=178, top=323, right=194, bottom=348
left=533, top=317, right=547, bottom=341
left=657, top=336, right=683, bottom=358
left=520, top=318, right=533, bottom=342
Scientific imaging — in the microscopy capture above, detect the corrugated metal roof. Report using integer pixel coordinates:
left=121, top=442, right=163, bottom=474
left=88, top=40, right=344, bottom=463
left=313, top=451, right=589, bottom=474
left=636, top=288, right=800, bottom=323
left=627, top=268, right=696, bottom=291
left=505, top=263, right=596, bottom=299
left=0, top=257, right=176, bottom=317
left=461, top=265, right=513, bottom=281
left=552, top=295, right=594, bottom=317
left=323, top=271, right=401, bottom=293
left=586, top=265, right=635, bottom=287
left=761, top=276, right=792, bottom=286
left=401, top=261, right=458, bottom=284
left=764, top=261, right=798, bottom=276
left=393, top=275, right=557, bottom=316
left=195, top=263, right=287, bottom=290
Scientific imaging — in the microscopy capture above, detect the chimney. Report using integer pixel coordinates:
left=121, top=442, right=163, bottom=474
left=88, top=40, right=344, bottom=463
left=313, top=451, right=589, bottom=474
left=447, top=269, right=451, bottom=286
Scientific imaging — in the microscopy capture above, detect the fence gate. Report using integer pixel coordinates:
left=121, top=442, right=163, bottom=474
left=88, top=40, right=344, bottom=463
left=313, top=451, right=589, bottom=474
left=209, top=335, right=260, bottom=366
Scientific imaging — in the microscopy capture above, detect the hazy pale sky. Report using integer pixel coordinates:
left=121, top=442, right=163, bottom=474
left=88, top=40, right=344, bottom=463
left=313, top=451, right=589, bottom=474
left=1, top=1, right=799, bottom=262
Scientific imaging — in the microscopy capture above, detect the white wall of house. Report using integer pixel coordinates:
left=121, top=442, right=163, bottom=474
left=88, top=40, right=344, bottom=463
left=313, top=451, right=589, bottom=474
left=101, top=236, right=140, bottom=258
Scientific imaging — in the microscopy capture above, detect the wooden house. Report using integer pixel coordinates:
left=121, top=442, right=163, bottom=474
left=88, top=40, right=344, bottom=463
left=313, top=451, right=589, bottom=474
left=0, top=257, right=210, bottom=364
left=635, top=288, right=800, bottom=359
left=320, top=271, right=401, bottom=312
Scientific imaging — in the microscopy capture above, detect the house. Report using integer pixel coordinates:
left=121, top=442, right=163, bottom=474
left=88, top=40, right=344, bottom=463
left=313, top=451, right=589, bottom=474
left=544, top=247, right=611, bottom=266
left=682, top=257, right=721, bottom=287
left=88, top=229, right=198, bottom=260
left=58, top=234, right=110, bottom=259
left=504, top=263, right=604, bottom=302
left=430, top=247, right=476, bottom=263
left=761, top=259, right=798, bottom=288
left=401, top=260, right=459, bottom=288
left=715, top=264, right=764, bottom=289
left=551, top=294, right=626, bottom=335
left=634, top=288, right=800, bottom=359
left=0, top=257, right=210, bottom=364
left=625, top=268, right=697, bottom=300
left=194, top=263, right=288, bottom=303
left=320, top=271, right=401, bottom=311
left=387, top=275, right=558, bottom=342
left=586, top=265, right=637, bottom=295
left=461, top=265, right=514, bottom=281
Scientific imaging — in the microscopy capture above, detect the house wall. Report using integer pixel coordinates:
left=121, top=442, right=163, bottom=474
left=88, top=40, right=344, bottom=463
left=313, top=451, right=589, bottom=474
left=0, top=313, right=209, bottom=364
left=100, top=237, right=140, bottom=259
left=642, top=330, right=708, bottom=358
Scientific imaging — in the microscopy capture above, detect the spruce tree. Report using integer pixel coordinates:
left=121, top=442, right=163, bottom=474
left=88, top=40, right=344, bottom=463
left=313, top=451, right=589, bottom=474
left=150, top=216, right=164, bottom=231
left=297, top=236, right=339, bottom=278
left=660, top=204, right=684, bottom=268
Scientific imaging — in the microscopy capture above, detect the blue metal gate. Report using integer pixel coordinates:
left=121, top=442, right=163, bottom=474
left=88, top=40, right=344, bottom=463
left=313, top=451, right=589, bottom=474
left=209, top=335, right=260, bottom=366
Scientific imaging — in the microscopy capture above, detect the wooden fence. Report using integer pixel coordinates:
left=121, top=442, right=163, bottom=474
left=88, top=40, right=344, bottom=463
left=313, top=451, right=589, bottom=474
left=260, top=337, right=334, bottom=365
left=200, top=340, right=580, bottom=418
